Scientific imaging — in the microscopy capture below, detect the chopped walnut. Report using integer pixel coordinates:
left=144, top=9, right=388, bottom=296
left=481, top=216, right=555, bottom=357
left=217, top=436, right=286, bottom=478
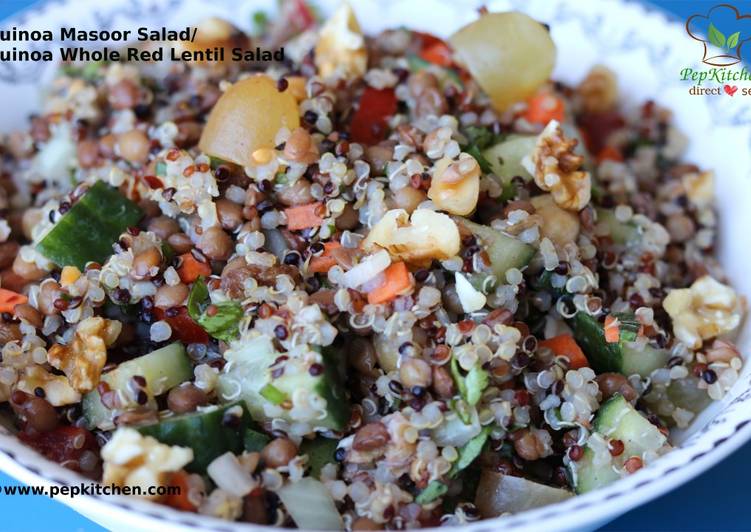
left=530, top=194, right=580, bottom=246
left=524, top=120, right=591, bottom=211
left=101, top=427, right=193, bottom=498
left=428, top=153, right=481, bottom=215
left=314, top=3, right=367, bottom=79
left=576, top=65, right=618, bottom=114
left=47, top=317, right=122, bottom=393
left=363, top=208, right=460, bottom=266
left=682, top=170, right=714, bottom=207
left=16, top=365, right=80, bottom=406
left=663, top=275, right=745, bottom=349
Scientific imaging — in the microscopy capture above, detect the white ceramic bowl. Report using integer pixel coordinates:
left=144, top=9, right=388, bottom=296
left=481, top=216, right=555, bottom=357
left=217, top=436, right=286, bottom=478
left=1, top=0, right=750, bottom=530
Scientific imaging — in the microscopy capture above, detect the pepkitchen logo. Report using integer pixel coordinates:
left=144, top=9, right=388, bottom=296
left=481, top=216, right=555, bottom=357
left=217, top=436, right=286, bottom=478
left=681, top=4, right=751, bottom=96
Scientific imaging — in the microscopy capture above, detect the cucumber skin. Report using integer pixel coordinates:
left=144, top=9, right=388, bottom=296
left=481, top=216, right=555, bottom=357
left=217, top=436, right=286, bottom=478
left=244, top=429, right=271, bottom=453
left=571, top=313, right=623, bottom=374
left=138, top=402, right=252, bottom=473
left=573, top=395, right=667, bottom=494
left=300, top=437, right=338, bottom=479
left=571, top=313, right=668, bottom=378
left=37, top=181, right=142, bottom=269
left=82, top=343, right=192, bottom=429
left=572, top=448, right=620, bottom=495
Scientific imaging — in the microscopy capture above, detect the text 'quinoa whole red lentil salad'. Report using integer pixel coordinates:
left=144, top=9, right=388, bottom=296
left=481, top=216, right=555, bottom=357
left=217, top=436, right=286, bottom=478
left=0, top=1, right=746, bottom=528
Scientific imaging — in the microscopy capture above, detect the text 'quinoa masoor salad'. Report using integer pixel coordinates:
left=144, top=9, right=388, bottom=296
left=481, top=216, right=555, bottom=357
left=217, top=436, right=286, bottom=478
left=0, top=1, right=745, bottom=528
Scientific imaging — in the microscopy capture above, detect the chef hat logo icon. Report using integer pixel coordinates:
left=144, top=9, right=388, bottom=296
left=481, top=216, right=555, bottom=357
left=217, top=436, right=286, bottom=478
left=687, top=4, right=751, bottom=66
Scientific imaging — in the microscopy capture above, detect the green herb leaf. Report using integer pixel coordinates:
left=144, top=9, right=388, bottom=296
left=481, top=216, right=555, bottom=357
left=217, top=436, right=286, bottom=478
left=260, top=383, right=287, bottom=405
left=464, top=144, right=494, bottom=174
left=727, top=31, right=741, bottom=49
left=251, top=11, right=269, bottom=36
left=708, top=23, right=726, bottom=48
left=450, top=357, right=468, bottom=398
left=450, top=427, right=490, bottom=478
left=187, top=278, right=243, bottom=342
left=415, top=480, right=448, bottom=504
left=465, top=364, right=489, bottom=406
left=451, top=398, right=474, bottom=425
left=155, top=161, right=167, bottom=177
left=451, top=356, right=489, bottom=406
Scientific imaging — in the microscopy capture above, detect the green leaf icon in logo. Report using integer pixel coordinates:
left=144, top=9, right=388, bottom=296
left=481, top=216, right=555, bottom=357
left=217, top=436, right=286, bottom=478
left=708, top=22, right=726, bottom=48
left=727, top=31, right=741, bottom=49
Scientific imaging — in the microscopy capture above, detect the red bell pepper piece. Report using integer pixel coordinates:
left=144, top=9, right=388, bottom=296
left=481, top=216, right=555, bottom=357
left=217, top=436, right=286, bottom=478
left=19, top=426, right=98, bottom=472
left=350, top=87, right=398, bottom=145
left=155, top=306, right=209, bottom=344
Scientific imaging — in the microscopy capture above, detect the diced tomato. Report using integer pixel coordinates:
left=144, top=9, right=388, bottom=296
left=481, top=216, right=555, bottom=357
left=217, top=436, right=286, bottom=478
left=350, top=87, right=398, bottom=145
left=577, top=110, right=626, bottom=154
left=155, top=306, right=209, bottom=344
left=19, top=426, right=98, bottom=472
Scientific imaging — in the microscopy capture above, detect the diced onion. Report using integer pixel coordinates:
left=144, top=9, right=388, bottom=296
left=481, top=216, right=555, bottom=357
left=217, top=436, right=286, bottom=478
left=276, top=477, right=344, bottom=530
left=206, top=452, right=256, bottom=497
left=341, top=249, right=391, bottom=289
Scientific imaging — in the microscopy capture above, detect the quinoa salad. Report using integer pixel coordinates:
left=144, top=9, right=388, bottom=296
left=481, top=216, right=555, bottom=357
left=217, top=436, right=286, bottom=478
left=0, top=2, right=746, bottom=528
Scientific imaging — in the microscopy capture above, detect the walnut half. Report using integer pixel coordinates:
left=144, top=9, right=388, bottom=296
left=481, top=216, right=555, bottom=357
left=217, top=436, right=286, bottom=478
left=524, top=120, right=591, bottom=211
left=47, top=317, right=122, bottom=393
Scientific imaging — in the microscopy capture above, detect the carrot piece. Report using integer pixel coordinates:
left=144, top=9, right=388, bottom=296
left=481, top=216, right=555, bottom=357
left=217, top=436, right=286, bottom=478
left=522, top=92, right=565, bottom=125
left=604, top=315, right=620, bottom=343
left=308, top=242, right=342, bottom=274
left=176, top=253, right=211, bottom=284
left=420, top=41, right=453, bottom=67
left=285, top=202, right=324, bottom=231
left=0, top=288, right=27, bottom=314
left=597, top=145, right=624, bottom=163
left=163, top=470, right=197, bottom=512
left=538, top=334, right=589, bottom=369
left=368, top=262, right=414, bottom=305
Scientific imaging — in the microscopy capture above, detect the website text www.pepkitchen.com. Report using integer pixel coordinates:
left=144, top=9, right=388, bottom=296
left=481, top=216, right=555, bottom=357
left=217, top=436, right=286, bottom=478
left=1, top=482, right=180, bottom=499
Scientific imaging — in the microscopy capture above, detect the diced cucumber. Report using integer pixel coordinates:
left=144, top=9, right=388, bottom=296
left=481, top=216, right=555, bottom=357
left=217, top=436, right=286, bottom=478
left=571, top=447, right=620, bottom=495
left=475, top=471, right=573, bottom=517
left=596, top=209, right=639, bottom=246
left=218, top=336, right=350, bottom=433
left=573, top=395, right=668, bottom=494
left=593, top=395, right=668, bottom=453
left=482, top=135, right=537, bottom=182
left=138, top=402, right=252, bottom=473
left=300, top=437, right=339, bottom=479
left=37, top=181, right=143, bottom=269
left=666, top=376, right=711, bottom=414
left=458, top=218, right=535, bottom=280
left=82, top=342, right=192, bottom=429
left=571, top=312, right=668, bottom=377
